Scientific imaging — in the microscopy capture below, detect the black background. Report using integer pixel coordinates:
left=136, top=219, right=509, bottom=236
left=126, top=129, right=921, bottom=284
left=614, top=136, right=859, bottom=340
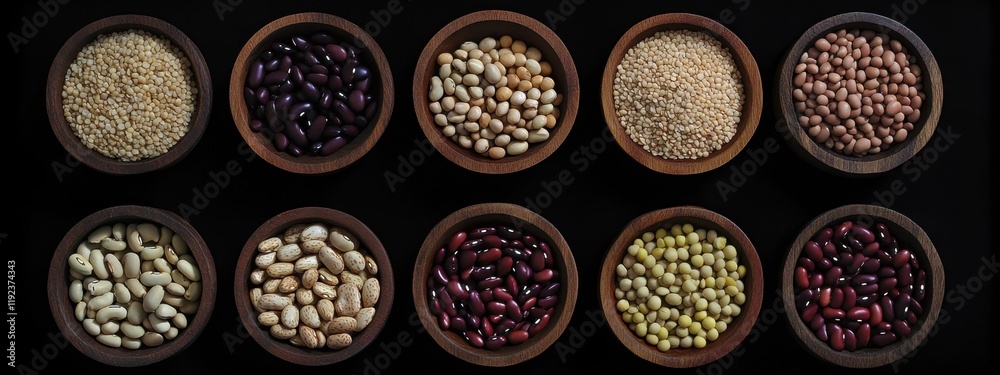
left=5, top=0, right=996, bottom=373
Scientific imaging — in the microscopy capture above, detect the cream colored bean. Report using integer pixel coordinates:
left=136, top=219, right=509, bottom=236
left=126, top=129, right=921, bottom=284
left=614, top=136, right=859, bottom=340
left=329, top=229, right=355, bottom=252
left=250, top=269, right=266, bottom=285
left=318, top=247, right=345, bottom=274
left=136, top=223, right=159, bottom=244
left=120, top=322, right=145, bottom=339
left=83, top=318, right=101, bottom=336
left=127, top=301, right=146, bottom=325
left=124, top=279, right=147, bottom=299
left=97, top=334, right=122, bottom=348
left=113, top=283, right=131, bottom=304
left=301, top=224, right=328, bottom=242
left=342, top=251, right=366, bottom=273
left=122, top=253, right=141, bottom=278
left=140, top=246, right=164, bottom=261
left=258, top=294, right=293, bottom=311
left=270, top=324, right=297, bottom=340
left=88, top=226, right=112, bottom=243
left=180, top=282, right=199, bottom=302
left=127, top=228, right=144, bottom=252
left=277, top=244, right=303, bottom=262
left=258, top=311, right=280, bottom=326
left=281, top=305, right=300, bottom=329
left=356, top=307, right=375, bottom=331
left=141, top=332, right=164, bottom=347
left=69, top=280, right=84, bottom=303
left=171, top=235, right=189, bottom=255
left=157, top=226, right=174, bottom=248
left=101, top=237, right=127, bottom=252
left=258, top=237, right=283, bottom=253
left=149, top=315, right=171, bottom=334
left=96, top=305, right=127, bottom=324
left=152, top=258, right=171, bottom=274
left=300, top=240, right=326, bottom=253
left=165, top=282, right=185, bottom=296
left=122, top=337, right=142, bottom=349
left=105, top=254, right=124, bottom=279
left=143, top=285, right=164, bottom=313
left=506, top=141, right=528, bottom=156
left=68, top=254, right=93, bottom=276
left=255, top=252, right=276, bottom=268
left=90, top=250, right=108, bottom=279
left=74, top=301, right=87, bottom=321
left=155, top=304, right=177, bottom=319
left=177, top=259, right=200, bottom=281
left=139, top=271, right=171, bottom=286
left=88, top=292, right=114, bottom=311
left=88, top=280, right=112, bottom=296
left=327, top=333, right=352, bottom=349
left=171, top=269, right=191, bottom=286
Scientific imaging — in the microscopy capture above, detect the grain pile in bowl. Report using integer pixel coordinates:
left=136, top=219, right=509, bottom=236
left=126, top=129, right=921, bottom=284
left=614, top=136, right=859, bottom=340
left=613, top=30, right=744, bottom=160
left=62, top=29, right=197, bottom=161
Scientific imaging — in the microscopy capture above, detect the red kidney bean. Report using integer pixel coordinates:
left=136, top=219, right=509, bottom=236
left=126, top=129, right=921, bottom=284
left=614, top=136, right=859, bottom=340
left=505, top=275, right=518, bottom=295
left=847, top=306, right=870, bottom=321
left=829, top=324, right=845, bottom=351
left=822, top=242, right=838, bottom=258
left=861, top=258, right=881, bottom=274
left=477, top=277, right=503, bottom=289
left=825, top=267, right=843, bottom=286
left=522, top=297, right=537, bottom=311
left=830, top=287, right=844, bottom=309
left=814, top=228, right=833, bottom=243
left=801, top=303, right=819, bottom=322
left=892, top=320, right=911, bottom=337
left=493, top=288, right=513, bottom=303
left=862, top=242, right=880, bottom=257
left=893, top=250, right=911, bottom=268
left=844, top=328, right=858, bottom=351
left=470, top=265, right=496, bottom=280
left=871, top=332, right=897, bottom=347
left=880, top=296, right=895, bottom=322
left=798, top=289, right=816, bottom=309
left=508, top=330, right=530, bottom=345
left=877, top=266, right=896, bottom=278
left=458, top=250, right=477, bottom=270
left=431, top=265, right=449, bottom=286
left=869, top=301, right=883, bottom=325
left=537, top=295, right=558, bottom=309
left=876, top=249, right=893, bottom=265
left=476, top=248, right=502, bottom=266
left=438, top=313, right=450, bottom=331
left=798, top=257, right=815, bottom=272
left=857, top=323, right=871, bottom=348
left=450, top=316, right=468, bottom=333
left=852, top=226, right=875, bottom=244
left=895, top=293, right=911, bottom=318
left=529, top=251, right=546, bottom=272
left=447, top=280, right=470, bottom=300
left=816, top=258, right=833, bottom=271
left=804, top=242, right=823, bottom=262
left=483, top=336, right=507, bottom=350
left=876, top=321, right=892, bottom=333
left=809, top=315, right=825, bottom=331
left=814, top=323, right=829, bottom=342
left=878, top=277, right=898, bottom=293
left=528, top=313, right=550, bottom=335
left=506, top=300, right=523, bottom=322
left=822, top=307, right=845, bottom=320
left=847, top=255, right=866, bottom=275
left=465, top=331, right=485, bottom=348
left=539, top=282, right=560, bottom=298
left=448, top=232, right=466, bottom=252
left=443, top=255, right=458, bottom=276
left=835, top=221, right=853, bottom=238
left=841, top=286, right=857, bottom=310
left=809, top=274, right=824, bottom=289
left=795, top=267, right=810, bottom=289
left=434, top=247, right=447, bottom=264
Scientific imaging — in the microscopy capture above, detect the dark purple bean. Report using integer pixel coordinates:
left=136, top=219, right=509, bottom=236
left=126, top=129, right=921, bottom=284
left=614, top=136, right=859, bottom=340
left=796, top=289, right=815, bottom=309
left=247, top=60, right=266, bottom=88
left=290, top=65, right=304, bottom=85
left=354, top=65, right=370, bottom=81
left=264, top=101, right=281, bottom=130
left=301, top=82, right=320, bottom=102
left=288, top=103, right=312, bottom=122
left=264, top=57, right=280, bottom=71
left=306, top=73, right=328, bottom=85
left=434, top=247, right=447, bottom=264
left=341, top=125, right=359, bottom=138
left=878, top=266, right=896, bottom=278
left=809, top=314, right=825, bottom=331
left=254, top=87, right=269, bottom=105
left=243, top=87, right=257, bottom=107
left=835, top=221, right=853, bottom=238
left=470, top=265, right=495, bottom=280
left=271, top=42, right=294, bottom=54
left=277, top=55, right=293, bottom=71
left=274, top=94, right=293, bottom=113
left=814, top=323, right=829, bottom=342
left=272, top=133, right=289, bottom=151
left=855, top=283, right=878, bottom=295
left=477, top=277, right=502, bottom=289
left=835, top=276, right=851, bottom=287
left=496, top=226, right=521, bottom=240
left=829, top=324, right=845, bottom=351
left=537, top=295, right=557, bottom=309
left=483, top=335, right=506, bottom=351
left=319, top=90, right=334, bottom=109
left=808, top=274, right=824, bottom=289
left=798, top=257, right=815, bottom=272
left=356, top=77, right=371, bottom=93
left=514, top=261, right=532, bottom=285
left=287, top=144, right=302, bottom=156
left=443, top=255, right=458, bottom=276
left=348, top=89, right=366, bottom=112
left=460, top=239, right=484, bottom=252
left=449, top=316, right=467, bottom=333
left=296, top=62, right=312, bottom=75
left=830, top=287, right=844, bottom=309
left=263, top=70, right=287, bottom=86
left=286, top=121, right=308, bottom=147
left=326, top=75, right=343, bottom=91
left=289, top=36, right=309, bottom=51
left=278, top=80, right=294, bottom=95
left=852, top=274, right=877, bottom=286
left=856, top=293, right=877, bottom=307
left=341, top=59, right=357, bottom=82
left=871, top=332, right=896, bottom=347
left=325, top=44, right=347, bottom=62
left=503, top=247, right=530, bottom=262
left=248, top=119, right=264, bottom=132
left=862, top=258, right=881, bottom=274
left=816, top=258, right=833, bottom=271
left=874, top=223, right=891, bottom=244
left=495, top=319, right=515, bottom=335
left=848, top=237, right=864, bottom=251
left=303, top=51, right=320, bottom=66
left=363, top=101, right=378, bottom=120
left=306, top=115, right=327, bottom=142
left=309, top=141, right=323, bottom=155
left=801, top=303, right=819, bottom=322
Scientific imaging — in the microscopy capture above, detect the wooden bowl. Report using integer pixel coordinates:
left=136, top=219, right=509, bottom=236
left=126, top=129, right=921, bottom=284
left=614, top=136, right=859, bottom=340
left=600, top=206, right=763, bottom=367
left=47, top=205, right=217, bottom=366
left=412, top=10, right=580, bottom=174
left=601, top=13, right=763, bottom=175
left=781, top=204, right=944, bottom=367
left=412, top=203, right=578, bottom=366
left=45, top=15, right=212, bottom=175
left=776, top=12, right=943, bottom=176
left=234, top=207, right=394, bottom=365
left=230, top=13, right=394, bottom=174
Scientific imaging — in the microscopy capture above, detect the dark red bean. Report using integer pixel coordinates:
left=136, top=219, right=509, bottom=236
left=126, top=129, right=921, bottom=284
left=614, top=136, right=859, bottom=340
left=836, top=221, right=853, bottom=239
left=816, top=258, right=833, bottom=271
left=892, top=320, right=911, bottom=337
left=528, top=313, right=550, bottom=335
left=876, top=321, right=892, bottom=333
left=871, top=332, right=897, bottom=347
left=467, top=290, right=486, bottom=316
left=476, top=248, right=502, bottom=266
left=447, top=280, right=469, bottom=300
left=895, top=293, right=911, bottom=318
left=809, top=315, right=825, bottom=331
left=305, top=72, right=328, bottom=86
left=508, top=330, right=529, bottom=345
left=852, top=226, right=875, bottom=244
left=496, top=319, right=515, bottom=335
left=876, top=249, right=893, bottom=265
left=878, top=266, right=896, bottom=278
left=809, top=274, right=824, bottom=289
left=844, top=321, right=860, bottom=331
left=465, top=331, right=485, bottom=348
left=537, top=295, right=557, bottom=309
left=532, top=269, right=554, bottom=283
left=801, top=303, right=819, bottom=322
left=814, top=228, right=833, bottom=244
left=448, top=232, right=466, bottom=253
left=522, top=297, right=537, bottom=311
left=856, top=323, right=871, bottom=348
left=450, top=316, right=467, bottom=333
left=829, top=324, right=845, bottom=351
left=528, top=250, right=547, bottom=272
left=914, top=270, right=926, bottom=301
left=477, top=277, right=502, bottom=289
left=847, top=306, right=870, bottom=321
left=798, top=257, right=815, bottom=272
left=814, top=323, right=829, bottom=342
left=796, top=289, right=815, bottom=309
left=861, top=242, right=880, bottom=257
left=481, top=235, right=502, bottom=249
left=483, top=335, right=507, bottom=351
left=513, top=261, right=532, bottom=285
left=481, top=319, right=494, bottom=337
left=848, top=238, right=864, bottom=251
left=893, top=250, right=911, bottom=268
left=852, top=274, right=877, bottom=286
left=348, top=89, right=366, bottom=112
left=841, top=286, right=857, bottom=310
left=539, top=283, right=560, bottom=298
left=493, top=288, right=513, bottom=303
left=862, top=258, right=881, bottom=274
left=844, top=328, right=857, bottom=351
left=506, top=300, right=523, bottom=322
left=434, top=247, right=447, bottom=264
left=825, top=267, right=843, bottom=286
left=470, top=265, right=496, bottom=280
left=458, top=249, right=477, bottom=270
left=460, top=239, right=485, bottom=252
left=847, top=255, right=866, bottom=275
left=819, top=288, right=832, bottom=307
left=795, top=267, right=810, bottom=289
left=439, top=291, right=457, bottom=316
left=878, top=277, right=898, bottom=293
left=830, top=287, right=844, bottom=309
left=869, top=301, right=883, bottom=324
left=804, top=241, right=823, bottom=262
left=822, top=307, right=846, bottom=320
left=899, top=263, right=913, bottom=289
left=486, top=301, right=506, bottom=315
left=438, top=313, right=450, bottom=330
left=431, top=265, right=449, bottom=286
left=880, top=296, right=895, bottom=322
left=443, top=255, right=458, bottom=276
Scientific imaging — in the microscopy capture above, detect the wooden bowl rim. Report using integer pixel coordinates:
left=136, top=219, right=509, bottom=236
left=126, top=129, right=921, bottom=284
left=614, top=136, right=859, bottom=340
left=233, top=206, right=395, bottom=366
left=601, top=13, right=763, bottom=175
left=780, top=204, right=945, bottom=367
left=229, top=12, right=395, bottom=175
left=45, top=14, right=213, bottom=175
left=412, top=9, right=580, bottom=174
left=776, top=11, right=943, bottom=176
left=599, top=205, right=764, bottom=367
left=411, top=202, right=579, bottom=366
left=46, top=205, right=217, bottom=367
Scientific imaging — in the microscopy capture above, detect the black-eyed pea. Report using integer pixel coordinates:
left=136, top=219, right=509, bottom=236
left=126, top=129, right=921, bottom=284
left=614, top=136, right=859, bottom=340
left=122, top=337, right=142, bottom=350
left=327, top=333, right=352, bottom=349
left=343, top=251, right=365, bottom=273
left=296, top=288, right=315, bottom=306
left=68, top=254, right=93, bottom=276
left=355, top=307, right=375, bottom=332
left=317, top=299, right=335, bottom=321
left=299, top=326, right=319, bottom=348
left=283, top=224, right=308, bottom=244
left=105, top=255, right=124, bottom=279
left=278, top=276, right=299, bottom=293
left=263, top=279, right=281, bottom=294
left=255, top=252, right=276, bottom=268
left=258, top=237, right=283, bottom=253
left=318, top=247, right=345, bottom=274
left=328, top=228, right=355, bottom=252
left=362, top=278, right=380, bottom=308
left=327, top=316, right=357, bottom=334
left=258, top=311, right=279, bottom=326
left=96, top=334, right=122, bottom=348
left=83, top=318, right=101, bottom=336
left=141, top=332, right=164, bottom=347
left=88, top=225, right=112, bottom=244
left=87, top=280, right=112, bottom=296
left=270, top=323, right=297, bottom=340
left=301, top=269, right=318, bottom=289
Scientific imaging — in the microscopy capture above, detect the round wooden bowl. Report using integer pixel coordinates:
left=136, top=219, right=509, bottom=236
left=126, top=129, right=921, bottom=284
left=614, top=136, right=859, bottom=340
left=46, top=15, right=212, bottom=175
left=234, top=207, right=394, bottom=365
left=47, top=205, right=217, bottom=366
left=781, top=204, right=944, bottom=368
left=601, top=13, right=763, bottom=175
left=412, top=203, right=578, bottom=366
left=230, top=13, right=394, bottom=174
left=777, top=12, right=943, bottom=176
left=412, top=10, right=580, bottom=174
left=600, top=206, right=763, bottom=367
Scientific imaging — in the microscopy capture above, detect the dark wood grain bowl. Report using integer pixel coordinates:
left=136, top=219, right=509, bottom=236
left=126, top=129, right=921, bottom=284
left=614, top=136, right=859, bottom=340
left=776, top=12, right=943, bottom=176
left=234, top=207, right=394, bottom=365
left=47, top=205, right=217, bottom=366
left=600, top=206, right=763, bottom=367
left=46, top=15, right=212, bottom=175
left=413, top=10, right=580, bottom=174
left=230, top=13, right=394, bottom=174
left=412, top=203, right=578, bottom=366
left=601, top=13, right=763, bottom=175
left=781, top=204, right=944, bottom=367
